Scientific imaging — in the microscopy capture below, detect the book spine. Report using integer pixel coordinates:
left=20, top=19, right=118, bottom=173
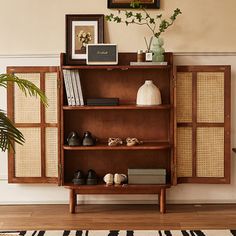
left=70, top=70, right=80, bottom=105
left=128, top=176, right=166, bottom=184
left=67, top=70, right=76, bottom=106
left=62, top=69, right=72, bottom=106
left=75, top=70, right=84, bottom=106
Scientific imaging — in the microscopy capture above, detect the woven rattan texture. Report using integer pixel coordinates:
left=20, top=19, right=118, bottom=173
left=14, top=73, right=40, bottom=123
left=177, top=127, right=193, bottom=177
left=45, top=73, right=58, bottom=123
left=196, top=127, right=224, bottom=177
left=176, top=72, right=192, bottom=123
left=15, top=128, right=41, bottom=177
left=45, top=128, right=58, bottom=177
left=197, top=72, right=224, bottom=123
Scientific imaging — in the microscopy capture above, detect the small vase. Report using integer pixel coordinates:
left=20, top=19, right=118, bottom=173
left=136, top=80, right=162, bottom=106
left=151, top=37, right=165, bottom=62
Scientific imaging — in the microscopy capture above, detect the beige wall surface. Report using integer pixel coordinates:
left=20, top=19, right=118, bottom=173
left=0, top=0, right=236, bottom=54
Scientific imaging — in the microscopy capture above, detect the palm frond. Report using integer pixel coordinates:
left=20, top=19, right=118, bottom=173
left=0, top=73, right=48, bottom=106
left=0, top=110, right=25, bottom=152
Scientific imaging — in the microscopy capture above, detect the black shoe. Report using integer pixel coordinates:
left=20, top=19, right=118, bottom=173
left=72, top=170, right=85, bottom=185
left=86, top=169, right=98, bottom=185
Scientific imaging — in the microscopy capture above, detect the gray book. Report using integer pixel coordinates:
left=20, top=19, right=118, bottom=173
left=66, top=70, right=76, bottom=106
left=128, top=169, right=166, bottom=175
left=63, top=69, right=72, bottom=106
left=75, top=70, right=84, bottom=106
left=128, top=175, right=166, bottom=184
left=70, top=70, right=80, bottom=105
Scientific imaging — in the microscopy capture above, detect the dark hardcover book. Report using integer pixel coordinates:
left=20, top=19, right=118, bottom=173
left=87, top=98, right=119, bottom=106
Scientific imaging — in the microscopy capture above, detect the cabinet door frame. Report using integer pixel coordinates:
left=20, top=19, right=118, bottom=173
left=7, top=66, right=61, bottom=184
left=177, top=65, right=231, bottom=184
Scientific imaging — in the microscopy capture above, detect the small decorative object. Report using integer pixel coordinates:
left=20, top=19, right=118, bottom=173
left=103, top=173, right=114, bottom=185
left=108, top=137, right=123, bottom=146
left=72, top=169, right=85, bottom=185
left=67, top=131, right=81, bottom=146
left=137, top=50, right=145, bottom=62
left=86, top=44, right=118, bottom=65
left=82, top=131, right=96, bottom=146
left=144, top=37, right=153, bottom=62
left=126, top=137, right=143, bottom=146
left=107, top=0, right=160, bottom=9
left=145, top=51, right=153, bottom=62
left=136, top=80, right=162, bottom=105
left=151, top=37, right=165, bottom=62
left=114, top=173, right=127, bottom=185
left=106, top=3, right=181, bottom=62
left=86, top=169, right=98, bottom=185
left=66, top=14, right=104, bottom=65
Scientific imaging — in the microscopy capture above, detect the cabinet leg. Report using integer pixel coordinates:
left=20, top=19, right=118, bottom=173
left=69, top=189, right=76, bottom=214
left=159, top=188, right=166, bottom=214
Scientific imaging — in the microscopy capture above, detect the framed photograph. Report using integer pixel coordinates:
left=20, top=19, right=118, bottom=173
left=107, top=0, right=160, bottom=9
left=66, top=14, right=104, bottom=65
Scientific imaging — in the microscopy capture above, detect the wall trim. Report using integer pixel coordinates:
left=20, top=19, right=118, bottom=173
left=1, top=52, right=236, bottom=59
left=0, top=54, right=60, bottom=59
left=0, top=199, right=236, bottom=205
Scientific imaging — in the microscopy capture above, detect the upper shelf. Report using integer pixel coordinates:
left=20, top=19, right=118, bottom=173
left=61, top=65, right=171, bottom=70
left=63, top=104, right=172, bottom=110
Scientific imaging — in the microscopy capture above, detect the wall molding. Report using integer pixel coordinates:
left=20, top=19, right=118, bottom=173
left=1, top=52, right=236, bottom=59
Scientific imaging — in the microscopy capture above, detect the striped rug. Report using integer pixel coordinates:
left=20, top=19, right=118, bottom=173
left=1, top=230, right=236, bottom=236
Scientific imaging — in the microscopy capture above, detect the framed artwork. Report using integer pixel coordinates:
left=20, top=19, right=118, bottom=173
left=66, top=14, right=104, bottom=65
left=107, top=0, right=160, bottom=9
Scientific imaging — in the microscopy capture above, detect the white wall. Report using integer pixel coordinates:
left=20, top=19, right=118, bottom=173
left=1, top=0, right=236, bottom=204
left=0, top=53, right=235, bottom=204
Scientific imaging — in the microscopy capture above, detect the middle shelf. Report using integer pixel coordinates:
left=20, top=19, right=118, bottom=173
left=63, top=141, right=171, bottom=151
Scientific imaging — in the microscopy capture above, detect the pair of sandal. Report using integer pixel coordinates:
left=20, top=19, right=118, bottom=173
left=103, top=173, right=127, bottom=186
left=108, top=137, right=143, bottom=147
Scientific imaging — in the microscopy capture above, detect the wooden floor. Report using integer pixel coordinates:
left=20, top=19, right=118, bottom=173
left=0, top=204, right=236, bottom=230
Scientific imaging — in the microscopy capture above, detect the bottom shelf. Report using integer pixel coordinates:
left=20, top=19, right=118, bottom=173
left=64, top=183, right=171, bottom=194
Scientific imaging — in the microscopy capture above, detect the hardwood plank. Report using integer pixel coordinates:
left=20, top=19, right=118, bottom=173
left=1, top=204, right=236, bottom=230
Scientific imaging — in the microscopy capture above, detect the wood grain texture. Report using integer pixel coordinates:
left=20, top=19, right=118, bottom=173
left=1, top=204, right=236, bottom=230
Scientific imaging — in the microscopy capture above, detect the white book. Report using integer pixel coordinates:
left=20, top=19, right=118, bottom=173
left=63, top=69, right=72, bottom=106
left=75, top=70, right=84, bottom=106
left=130, top=61, right=168, bottom=66
left=67, top=70, right=76, bottom=106
left=70, top=70, right=80, bottom=105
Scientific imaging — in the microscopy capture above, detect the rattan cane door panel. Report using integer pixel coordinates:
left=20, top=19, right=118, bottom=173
left=7, top=67, right=60, bottom=184
left=177, top=127, right=192, bottom=177
left=196, top=127, right=224, bottom=178
left=15, top=128, right=41, bottom=177
left=14, top=73, right=40, bottom=123
left=197, top=72, right=224, bottom=123
left=177, top=66, right=231, bottom=184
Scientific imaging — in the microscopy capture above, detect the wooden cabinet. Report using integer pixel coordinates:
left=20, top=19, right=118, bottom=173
left=6, top=56, right=231, bottom=213
left=60, top=52, right=175, bottom=213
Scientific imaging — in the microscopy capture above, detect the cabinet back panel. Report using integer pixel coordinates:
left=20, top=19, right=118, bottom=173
left=64, top=150, right=171, bottom=183
left=64, top=110, right=170, bottom=142
left=70, top=69, right=170, bottom=105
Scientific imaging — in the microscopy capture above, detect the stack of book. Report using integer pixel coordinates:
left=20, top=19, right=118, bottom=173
left=128, top=169, right=166, bottom=184
left=63, top=69, right=84, bottom=106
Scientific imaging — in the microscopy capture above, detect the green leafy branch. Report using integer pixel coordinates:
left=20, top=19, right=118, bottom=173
left=105, top=1, right=182, bottom=38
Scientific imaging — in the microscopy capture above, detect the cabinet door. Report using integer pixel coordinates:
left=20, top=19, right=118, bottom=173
left=7, top=67, right=60, bottom=183
left=176, top=66, right=231, bottom=184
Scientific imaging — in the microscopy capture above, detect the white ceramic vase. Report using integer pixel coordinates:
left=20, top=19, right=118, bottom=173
left=136, top=80, right=162, bottom=105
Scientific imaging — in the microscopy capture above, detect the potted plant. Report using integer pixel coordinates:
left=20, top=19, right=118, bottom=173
left=0, top=73, right=48, bottom=152
left=106, top=1, right=182, bottom=62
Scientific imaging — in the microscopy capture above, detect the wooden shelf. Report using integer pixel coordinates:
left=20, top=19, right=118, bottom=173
left=64, top=183, right=171, bottom=194
left=63, top=104, right=171, bottom=110
left=63, top=142, right=171, bottom=151
left=62, top=65, right=171, bottom=70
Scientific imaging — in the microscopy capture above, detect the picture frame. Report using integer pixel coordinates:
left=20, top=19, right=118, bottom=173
left=66, top=14, right=104, bottom=65
left=107, top=0, right=160, bottom=9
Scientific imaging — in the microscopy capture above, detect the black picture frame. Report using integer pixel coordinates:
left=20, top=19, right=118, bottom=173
left=65, top=14, right=104, bottom=65
left=107, top=0, right=160, bottom=9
